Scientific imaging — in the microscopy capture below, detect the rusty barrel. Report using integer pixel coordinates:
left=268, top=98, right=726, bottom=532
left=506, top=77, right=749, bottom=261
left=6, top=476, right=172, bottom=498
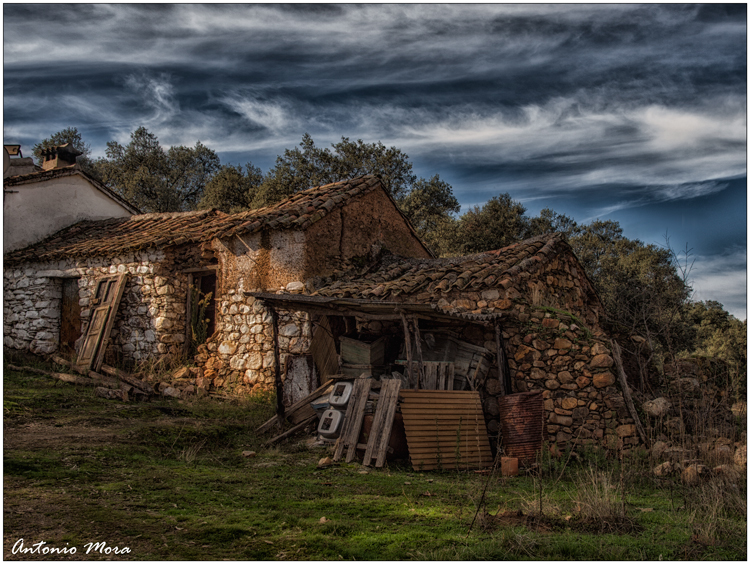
left=497, top=391, right=545, bottom=466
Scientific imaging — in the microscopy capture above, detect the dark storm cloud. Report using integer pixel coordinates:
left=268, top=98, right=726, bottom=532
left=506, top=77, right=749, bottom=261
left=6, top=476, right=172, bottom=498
left=4, top=4, right=746, bottom=316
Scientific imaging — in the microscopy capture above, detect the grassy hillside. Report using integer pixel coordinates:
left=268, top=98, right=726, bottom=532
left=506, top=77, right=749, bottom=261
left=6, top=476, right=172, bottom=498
left=3, top=359, right=746, bottom=560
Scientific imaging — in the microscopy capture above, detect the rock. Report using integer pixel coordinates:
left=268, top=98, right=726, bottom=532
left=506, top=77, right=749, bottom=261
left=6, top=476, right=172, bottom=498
left=561, top=397, right=578, bottom=410
left=558, top=371, right=574, bottom=384
left=616, top=424, right=636, bottom=438
left=664, top=446, right=692, bottom=462
left=485, top=378, right=503, bottom=395
left=171, top=366, right=191, bottom=380
left=673, top=378, right=700, bottom=393
left=713, top=445, right=734, bottom=463
left=545, top=379, right=560, bottom=390
left=653, top=461, right=675, bottom=477
left=592, top=371, right=615, bottom=388
left=713, top=464, right=740, bottom=479
left=682, top=464, right=709, bottom=486
left=286, top=281, right=305, bottom=294
left=554, top=338, right=573, bottom=351
left=318, top=457, right=334, bottom=468
left=161, top=386, right=181, bottom=398
left=650, top=440, right=668, bottom=459
left=590, top=354, right=614, bottom=369
left=643, top=397, right=671, bottom=418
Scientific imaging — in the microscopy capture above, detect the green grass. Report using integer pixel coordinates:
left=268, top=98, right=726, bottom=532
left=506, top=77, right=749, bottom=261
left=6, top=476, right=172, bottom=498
left=3, top=358, right=746, bottom=560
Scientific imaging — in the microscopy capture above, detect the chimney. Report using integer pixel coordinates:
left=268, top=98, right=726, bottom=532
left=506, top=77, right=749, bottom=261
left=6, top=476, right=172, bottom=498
left=41, top=143, right=82, bottom=171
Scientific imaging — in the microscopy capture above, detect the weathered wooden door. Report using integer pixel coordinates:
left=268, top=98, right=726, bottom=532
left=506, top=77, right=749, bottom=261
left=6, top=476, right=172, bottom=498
left=76, top=274, right=128, bottom=371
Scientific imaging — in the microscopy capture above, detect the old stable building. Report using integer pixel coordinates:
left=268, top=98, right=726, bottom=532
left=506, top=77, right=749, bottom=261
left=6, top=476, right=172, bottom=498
left=4, top=174, right=642, bottom=452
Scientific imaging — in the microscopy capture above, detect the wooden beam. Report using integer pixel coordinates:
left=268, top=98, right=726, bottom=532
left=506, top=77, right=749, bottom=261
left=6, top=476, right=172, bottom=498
left=269, top=305, right=285, bottom=429
left=400, top=312, right=414, bottom=388
left=495, top=324, right=507, bottom=396
left=412, top=317, right=424, bottom=389
left=611, top=340, right=649, bottom=447
left=265, top=414, right=317, bottom=446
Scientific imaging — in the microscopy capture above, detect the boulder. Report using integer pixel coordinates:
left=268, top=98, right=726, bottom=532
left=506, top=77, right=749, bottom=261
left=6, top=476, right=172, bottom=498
left=653, top=461, right=676, bottom=477
left=650, top=440, right=668, bottom=459
left=682, top=463, right=709, bottom=486
left=642, top=397, right=671, bottom=418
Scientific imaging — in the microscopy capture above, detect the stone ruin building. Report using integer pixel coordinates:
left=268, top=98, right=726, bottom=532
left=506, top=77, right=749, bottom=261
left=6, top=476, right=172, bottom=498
left=4, top=174, right=643, bottom=452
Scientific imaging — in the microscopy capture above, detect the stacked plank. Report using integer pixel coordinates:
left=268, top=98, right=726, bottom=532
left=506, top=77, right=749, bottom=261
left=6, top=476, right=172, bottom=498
left=400, top=390, right=492, bottom=471
left=362, top=379, right=401, bottom=467
left=419, top=361, right=455, bottom=390
left=332, top=379, right=372, bottom=462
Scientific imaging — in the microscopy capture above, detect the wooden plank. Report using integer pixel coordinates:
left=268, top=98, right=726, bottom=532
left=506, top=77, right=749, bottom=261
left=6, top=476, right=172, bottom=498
left=265, top=414, right=318, bottom=446
left=93, top=274, right=128, bottom=372
left=310, top=316, right=339, bottom=384
left=400, top=390, right=478, bottom=398
left=100, top=364, right=155, bottom=394
left=332, top=379, right=372, bottom=462
left=256, top=380, right=333, bottom=433
left=400, top=313, right=415, bottom=389
left=362, top=379, right=401, bottom=467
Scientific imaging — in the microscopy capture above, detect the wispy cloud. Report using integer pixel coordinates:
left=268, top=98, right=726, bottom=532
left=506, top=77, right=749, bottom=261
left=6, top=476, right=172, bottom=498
left=690, top=249, right=748, bottom=320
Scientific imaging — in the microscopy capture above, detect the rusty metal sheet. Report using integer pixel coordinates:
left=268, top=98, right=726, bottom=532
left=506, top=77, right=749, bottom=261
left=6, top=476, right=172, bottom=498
left=401, top=390, right=493, bottom=471
left=498, top=391, right=545, bottom=466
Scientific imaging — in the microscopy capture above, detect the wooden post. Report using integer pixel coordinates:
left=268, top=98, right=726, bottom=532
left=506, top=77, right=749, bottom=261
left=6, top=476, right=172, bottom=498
left=611, top=340, right=648, bottom=447
left=400, top=312, right=414, bottom=388
left=269, top=304, right=285, bottom=428
left=495, top=324, right=507, bottom=396
left=412, top=316, right=424, bottom=389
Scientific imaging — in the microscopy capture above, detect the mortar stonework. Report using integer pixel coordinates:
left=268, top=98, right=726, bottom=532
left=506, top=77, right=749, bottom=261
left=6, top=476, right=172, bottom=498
left=4, top=245, right=208, bottom=365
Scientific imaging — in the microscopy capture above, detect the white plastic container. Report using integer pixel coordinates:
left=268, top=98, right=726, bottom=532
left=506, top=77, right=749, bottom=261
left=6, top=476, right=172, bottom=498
left=317, top=408, right=345, bottom=439
left=328, top=381, right=354, bottom=409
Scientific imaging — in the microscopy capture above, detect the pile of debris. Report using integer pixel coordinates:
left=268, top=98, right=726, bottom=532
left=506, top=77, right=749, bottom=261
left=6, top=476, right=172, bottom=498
left=7, top=355, right=155, bottom=401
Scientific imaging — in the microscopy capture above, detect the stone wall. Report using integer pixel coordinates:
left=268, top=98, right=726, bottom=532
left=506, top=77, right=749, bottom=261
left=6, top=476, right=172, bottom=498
left=4, top=245, right=207, bottom=365
left=195, top=290, right=312, bottom=395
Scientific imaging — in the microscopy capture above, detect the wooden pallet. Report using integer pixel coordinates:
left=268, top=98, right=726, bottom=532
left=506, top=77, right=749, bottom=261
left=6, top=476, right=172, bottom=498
left=332, top=379, right=372, bottom=463
left=420, top=361, right=455, bottom=390
left=400, top=390, right=492, bottom=471
left=362, top=379, right=401, bottom=468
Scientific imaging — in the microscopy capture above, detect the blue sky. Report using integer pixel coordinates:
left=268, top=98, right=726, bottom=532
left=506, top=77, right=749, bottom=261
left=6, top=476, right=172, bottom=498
left=3, top=4, right=747, bottom=318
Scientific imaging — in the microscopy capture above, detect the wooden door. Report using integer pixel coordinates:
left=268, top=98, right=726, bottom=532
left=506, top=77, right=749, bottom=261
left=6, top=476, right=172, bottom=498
left=76, top=274, right=128, bottom=371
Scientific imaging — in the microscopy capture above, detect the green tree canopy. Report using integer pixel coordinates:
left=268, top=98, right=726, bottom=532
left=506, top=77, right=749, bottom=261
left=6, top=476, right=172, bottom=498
left=398, top=174, right=461, bottom=255
left=197, top=163, right=263, bottom=213
left=454, top=193, right=529, bottom=254
left=93, top=127, right=220, bottom=213
left=251, top=133, right=417, bottom=208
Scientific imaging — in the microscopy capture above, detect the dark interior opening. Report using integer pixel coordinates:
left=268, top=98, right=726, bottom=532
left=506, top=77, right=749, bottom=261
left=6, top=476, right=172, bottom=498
left=60, top=278, right=82, bottom=355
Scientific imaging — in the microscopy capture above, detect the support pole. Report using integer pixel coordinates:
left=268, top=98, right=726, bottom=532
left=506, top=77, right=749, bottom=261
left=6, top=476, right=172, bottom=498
left=611, top=340, right=648, bottom=447
left=495, top=324, right=508, bottom=396
left=269, top=304, right=285, bottom=429
left=412, top=316, right=424, bottom=389
left=399, top=312, right=414, bottom=388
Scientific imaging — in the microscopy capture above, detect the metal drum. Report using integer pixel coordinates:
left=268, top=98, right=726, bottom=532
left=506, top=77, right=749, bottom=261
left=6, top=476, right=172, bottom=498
left=497, top=391, right=545, bottom=466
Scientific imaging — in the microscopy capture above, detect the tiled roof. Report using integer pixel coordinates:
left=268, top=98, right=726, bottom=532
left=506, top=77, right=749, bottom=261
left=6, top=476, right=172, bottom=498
left=4, top=175, right=389, bottom=264
left=313, top=234, right=566, bottom=299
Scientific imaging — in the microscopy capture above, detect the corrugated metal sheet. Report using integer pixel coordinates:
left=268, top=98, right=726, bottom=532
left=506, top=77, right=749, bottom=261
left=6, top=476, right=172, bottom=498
left=400, top=390, right=493, bottom=471
left=497, top=391, right=545, bottom=466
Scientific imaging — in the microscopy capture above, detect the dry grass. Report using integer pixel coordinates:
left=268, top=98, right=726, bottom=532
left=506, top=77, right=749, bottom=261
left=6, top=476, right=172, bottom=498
left=569, top=468, right=638, bottom=533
